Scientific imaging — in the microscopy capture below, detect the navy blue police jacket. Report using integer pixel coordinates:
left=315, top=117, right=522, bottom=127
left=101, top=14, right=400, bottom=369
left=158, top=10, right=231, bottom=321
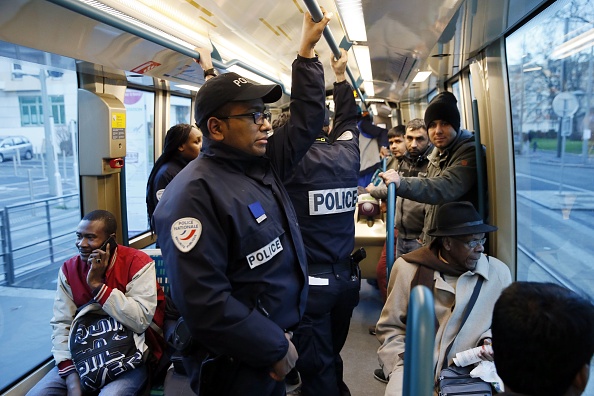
left=284, top=80, right=359, bottom=265
left=152, top=56, right=325, bottom=369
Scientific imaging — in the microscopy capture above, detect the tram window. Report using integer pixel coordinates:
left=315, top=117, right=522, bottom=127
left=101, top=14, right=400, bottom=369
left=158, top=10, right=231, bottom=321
left=506, top=0, right=594, bottom=300
left=170, top=95, right=192, bottom=126
left=451, top=80, right=461, bottom=105
left=123, top=88, right=155, bottom=238
left=0, top=50, right=79, bottom=391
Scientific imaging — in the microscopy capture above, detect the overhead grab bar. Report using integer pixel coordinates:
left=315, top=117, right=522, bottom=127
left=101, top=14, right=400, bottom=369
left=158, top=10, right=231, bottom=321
left=402, top=285, right=436, bottom=396
left=301, top=0, right=367, bottom=109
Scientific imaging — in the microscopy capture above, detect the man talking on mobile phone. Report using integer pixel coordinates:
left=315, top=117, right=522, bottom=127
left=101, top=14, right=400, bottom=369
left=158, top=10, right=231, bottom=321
left=27, top=210, right=167, bottom=396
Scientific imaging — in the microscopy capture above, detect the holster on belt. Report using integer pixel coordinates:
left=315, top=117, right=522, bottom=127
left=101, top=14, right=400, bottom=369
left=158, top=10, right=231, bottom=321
left=350, top=247, right=366, bottom=279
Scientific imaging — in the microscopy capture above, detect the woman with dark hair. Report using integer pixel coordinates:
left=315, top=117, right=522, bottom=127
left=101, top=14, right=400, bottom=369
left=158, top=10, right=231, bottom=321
left=146, top=123, right=202, bottom=231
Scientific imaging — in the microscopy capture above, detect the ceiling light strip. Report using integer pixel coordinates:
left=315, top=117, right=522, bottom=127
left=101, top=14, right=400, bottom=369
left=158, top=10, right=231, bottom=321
left=551, top=28, right=594, bottom=59
left=334, top=0, right=367, bottom=42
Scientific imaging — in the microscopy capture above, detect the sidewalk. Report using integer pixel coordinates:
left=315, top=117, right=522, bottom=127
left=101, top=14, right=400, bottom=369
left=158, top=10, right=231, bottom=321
left=523, top=149, right=594, bottom=168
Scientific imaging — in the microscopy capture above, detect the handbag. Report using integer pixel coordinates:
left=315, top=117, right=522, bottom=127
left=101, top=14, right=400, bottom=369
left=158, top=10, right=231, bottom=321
left=69, top=302, right=144, bottom=393
left=437, top=277, right=492, bottom=396
left=438, top=365, right=492, bottom=396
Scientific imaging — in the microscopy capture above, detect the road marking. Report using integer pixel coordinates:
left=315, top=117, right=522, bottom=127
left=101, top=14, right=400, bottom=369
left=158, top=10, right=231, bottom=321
left=516, top=172, right=592, bottom=193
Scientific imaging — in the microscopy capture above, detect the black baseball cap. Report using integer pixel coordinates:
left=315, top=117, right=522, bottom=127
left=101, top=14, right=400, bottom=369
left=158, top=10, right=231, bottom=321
left=194, top=72, right=282, bottom=127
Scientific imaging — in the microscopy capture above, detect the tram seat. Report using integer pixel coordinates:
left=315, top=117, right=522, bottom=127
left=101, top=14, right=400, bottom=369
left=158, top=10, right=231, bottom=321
left=354, top=195, right=387, bottom=279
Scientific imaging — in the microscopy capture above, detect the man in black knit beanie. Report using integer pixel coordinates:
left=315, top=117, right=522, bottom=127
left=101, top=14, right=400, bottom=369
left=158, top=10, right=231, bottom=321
left=379, top=90, right=486, bottom=245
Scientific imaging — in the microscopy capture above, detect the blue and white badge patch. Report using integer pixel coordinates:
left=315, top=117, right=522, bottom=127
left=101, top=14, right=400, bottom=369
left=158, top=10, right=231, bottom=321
left=171, top=217, right=202, bottom=252
left=156, top=189, right=165, bottom=201
left=247, top=237, right=283, bottom=269
left=248, top=201, right=267, bottom=224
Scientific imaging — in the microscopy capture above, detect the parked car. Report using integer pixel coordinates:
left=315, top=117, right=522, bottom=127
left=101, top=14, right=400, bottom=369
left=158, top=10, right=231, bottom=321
left=0, top=136, right=34, bottom=163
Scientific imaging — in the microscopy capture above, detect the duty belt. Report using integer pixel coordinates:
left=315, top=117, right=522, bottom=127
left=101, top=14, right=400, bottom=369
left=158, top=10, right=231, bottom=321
left=308, top=258, right=351, bottom=276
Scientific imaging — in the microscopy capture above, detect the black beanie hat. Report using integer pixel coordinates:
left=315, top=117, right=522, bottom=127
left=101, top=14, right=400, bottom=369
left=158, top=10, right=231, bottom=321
left=424, top=91, right=460, bottom=132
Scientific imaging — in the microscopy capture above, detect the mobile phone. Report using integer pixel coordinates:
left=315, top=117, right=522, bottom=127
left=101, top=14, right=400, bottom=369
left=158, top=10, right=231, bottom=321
left=98, top=235, right=117, bottom=257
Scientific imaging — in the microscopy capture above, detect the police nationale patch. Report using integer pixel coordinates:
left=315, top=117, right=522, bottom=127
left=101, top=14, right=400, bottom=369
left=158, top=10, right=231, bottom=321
left=171, top=217, right=202, bottom=252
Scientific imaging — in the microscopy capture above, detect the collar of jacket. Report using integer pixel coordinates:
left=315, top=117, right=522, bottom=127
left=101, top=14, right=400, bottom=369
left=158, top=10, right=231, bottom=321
left=171, top=153, right=192, bottom=167
left=428, top=129, right=474, bottom=164
left=200, top=137, right=271, bottom=177
left=401, top=244, right=490, bottom=279
left=403, top=143, right=434, bottom=165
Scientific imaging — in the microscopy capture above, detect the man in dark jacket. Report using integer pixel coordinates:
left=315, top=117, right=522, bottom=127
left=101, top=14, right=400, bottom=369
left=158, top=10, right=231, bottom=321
left=284, top=48, right=360, bottom=396
left=381, top=91, right=485, bottom=245
left=152, top=11, right=331, bottom=396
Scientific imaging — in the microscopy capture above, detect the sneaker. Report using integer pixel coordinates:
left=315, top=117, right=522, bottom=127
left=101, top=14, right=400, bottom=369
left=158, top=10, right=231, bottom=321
left=373, top=368, right=388, bottom=383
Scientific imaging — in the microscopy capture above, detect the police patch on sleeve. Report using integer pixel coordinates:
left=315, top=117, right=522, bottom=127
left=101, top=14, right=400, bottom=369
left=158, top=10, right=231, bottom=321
left=171, top=217, right=202, bottom=252
left=156, top=189, right=165, bottom=201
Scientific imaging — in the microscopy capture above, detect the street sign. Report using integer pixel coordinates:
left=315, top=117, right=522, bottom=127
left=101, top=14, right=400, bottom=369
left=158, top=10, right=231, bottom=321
left=552, top=92, right=579, bottom=118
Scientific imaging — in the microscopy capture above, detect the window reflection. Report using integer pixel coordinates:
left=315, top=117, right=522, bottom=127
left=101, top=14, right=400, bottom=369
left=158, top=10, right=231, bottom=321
left=506, top=0, right=594, bottom=300
left=0, top=50, right=79, bottom=391
left=170, top=96, right=192, bottom=127
left=123, top=89, right=155, bottom=238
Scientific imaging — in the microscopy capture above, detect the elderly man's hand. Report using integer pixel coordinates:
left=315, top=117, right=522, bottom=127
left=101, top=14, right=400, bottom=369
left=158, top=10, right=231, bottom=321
left=477, top=338, right=494, bottom=362
left=380, top=169, right=401, bottom=189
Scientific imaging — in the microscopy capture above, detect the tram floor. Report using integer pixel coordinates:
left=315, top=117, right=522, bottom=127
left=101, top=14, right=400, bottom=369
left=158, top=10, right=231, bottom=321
left=341, top=280, right=387, bottom=396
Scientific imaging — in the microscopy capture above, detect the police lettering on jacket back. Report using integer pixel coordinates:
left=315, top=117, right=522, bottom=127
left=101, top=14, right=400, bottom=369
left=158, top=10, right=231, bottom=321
left=308, top=187, right=358, bottom=215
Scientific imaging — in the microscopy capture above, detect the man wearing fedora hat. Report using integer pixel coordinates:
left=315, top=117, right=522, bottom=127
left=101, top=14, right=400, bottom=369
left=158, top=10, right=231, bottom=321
left=380, top=91, right=485, bottom=246
left=153, top=10, right=332, bottom=396
left=375, top=201, right=512, bottom=395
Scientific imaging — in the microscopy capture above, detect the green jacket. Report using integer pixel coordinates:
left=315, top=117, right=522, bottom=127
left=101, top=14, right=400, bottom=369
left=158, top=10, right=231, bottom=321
left=396, top=129, right=484, bottom=244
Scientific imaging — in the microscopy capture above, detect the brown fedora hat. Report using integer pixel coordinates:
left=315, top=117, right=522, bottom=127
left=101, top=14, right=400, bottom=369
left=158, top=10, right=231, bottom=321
left=428, top=201, right=497, bottom=237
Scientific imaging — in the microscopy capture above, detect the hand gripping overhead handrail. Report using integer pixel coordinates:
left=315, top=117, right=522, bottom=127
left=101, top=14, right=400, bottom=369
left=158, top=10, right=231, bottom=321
left=301, top=0, right=367, bottom=109
left=46, top=0, right=287, bottom=92
left=402, top=285, right=435, bottom=396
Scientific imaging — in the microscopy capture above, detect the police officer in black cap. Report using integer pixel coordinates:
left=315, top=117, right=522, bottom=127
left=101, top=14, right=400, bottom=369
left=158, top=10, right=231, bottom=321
left=381, top=91, right=486, bottom=245
left=153, top=10, right=332, bottom=396
left=284, top=48, right=360, bottom=396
